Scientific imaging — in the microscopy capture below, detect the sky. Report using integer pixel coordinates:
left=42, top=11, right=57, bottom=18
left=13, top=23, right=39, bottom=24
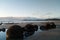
left=0, top=0, right=60, bottom=18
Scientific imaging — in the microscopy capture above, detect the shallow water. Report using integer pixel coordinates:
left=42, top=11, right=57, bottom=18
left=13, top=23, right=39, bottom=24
left=0, top=31, right=6, bottom=40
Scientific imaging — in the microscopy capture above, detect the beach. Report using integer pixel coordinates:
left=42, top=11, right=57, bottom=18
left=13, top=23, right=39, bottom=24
left=24, top=25, right=60, bottom=40
left=0, top=21, right=60, bottom=40
left=0, top=25, right=60, bottom=40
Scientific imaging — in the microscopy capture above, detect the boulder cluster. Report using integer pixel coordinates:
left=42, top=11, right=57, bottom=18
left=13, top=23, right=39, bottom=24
left=6, top=24, right=38, bottom=40
left=6, top=22, right=56, bottom=40
left=40, top=22, right=56, bottom=30
left=24, top=24, right=38, bottom=37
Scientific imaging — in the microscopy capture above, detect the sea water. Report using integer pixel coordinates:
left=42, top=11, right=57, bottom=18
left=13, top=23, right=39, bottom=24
left=0, top=31, right=6, bottom=40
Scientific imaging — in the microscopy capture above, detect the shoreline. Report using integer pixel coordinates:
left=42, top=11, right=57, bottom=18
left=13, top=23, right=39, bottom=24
left=0, top=21, right=60, bottom=29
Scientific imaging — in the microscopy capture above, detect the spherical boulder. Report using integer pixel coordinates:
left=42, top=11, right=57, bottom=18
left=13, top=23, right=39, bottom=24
left=24, top=24, right=35, bottom=37
left=33, top=25, right=38, bottom=31
left=6, top=25, right=24, bottom=40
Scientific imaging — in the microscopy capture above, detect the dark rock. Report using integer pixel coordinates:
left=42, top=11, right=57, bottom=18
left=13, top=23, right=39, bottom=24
left=33, top=25, right=38, bottom=31
left=0, top=22, right=3, bottom=25
left=45, top=23, right=51, bottom=29
left=6, top=25, right=24, bottom=40
left=24, top=24, right=35, bottom=37
left=40, top=25, right=46, bottom=30
left=0, top=29, right=1, bottom=32
left=50, top=22, right=56, bottom=29
left=40, top=22, right=56, bottom=31
left=2, top=28, right=5, bottom=32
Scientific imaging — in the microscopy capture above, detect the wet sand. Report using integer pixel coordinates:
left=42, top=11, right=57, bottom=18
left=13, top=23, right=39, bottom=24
left=24, top=25, right=60, bottom=40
